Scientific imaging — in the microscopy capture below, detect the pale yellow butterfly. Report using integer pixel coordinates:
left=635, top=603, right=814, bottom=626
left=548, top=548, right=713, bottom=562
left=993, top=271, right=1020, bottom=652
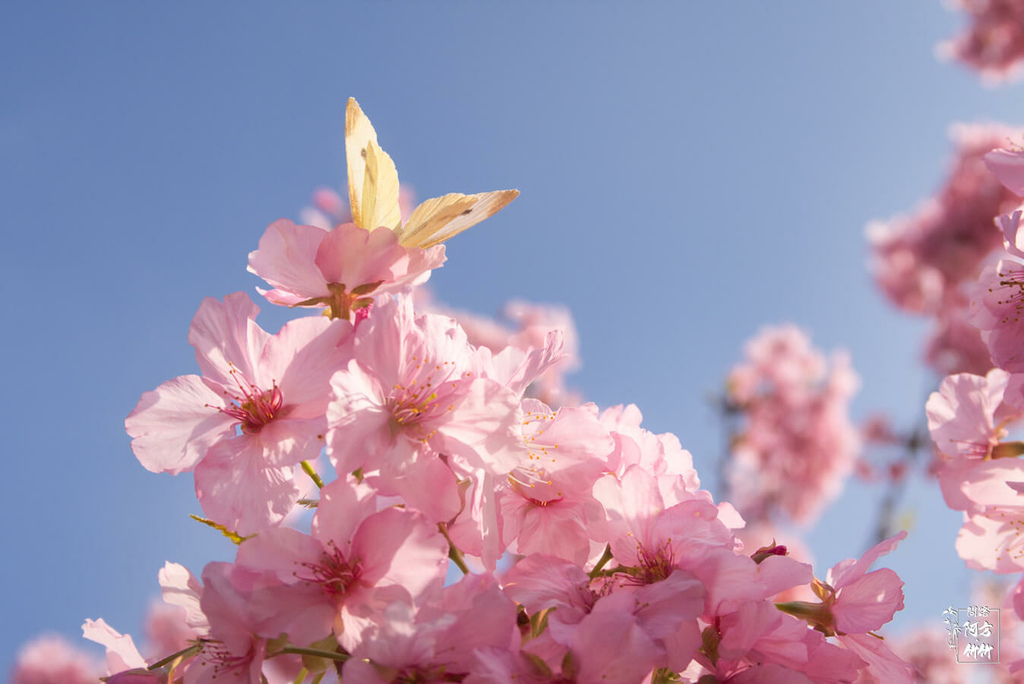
left=345, top=98, right=519, bottom=249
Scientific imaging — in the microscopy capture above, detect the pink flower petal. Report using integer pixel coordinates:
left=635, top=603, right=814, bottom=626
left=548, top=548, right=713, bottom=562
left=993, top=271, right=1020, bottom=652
left=986, top=148, right=1024, bottom=196
left=188, top=293, right=267, bottom=387
left=125, top=375, right=234, bottom=475
left=194, top=437, right=302, bottom=535
left=833, top=568, right=904, bottom=633
left=247, top=219, right=331, bottom=305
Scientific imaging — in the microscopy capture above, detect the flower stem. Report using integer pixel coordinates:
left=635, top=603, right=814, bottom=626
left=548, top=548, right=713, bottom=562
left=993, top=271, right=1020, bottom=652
left=279, top=646, right=349, bottom=662
left=589, top=545, right=614, bottom=578
left=448, top=543, right=471, bottom=575
left=148, top=643, right=201, bottom=670
left=438, top=523, right=470, bottom=575
left=301, top=460, right=325, bottom=489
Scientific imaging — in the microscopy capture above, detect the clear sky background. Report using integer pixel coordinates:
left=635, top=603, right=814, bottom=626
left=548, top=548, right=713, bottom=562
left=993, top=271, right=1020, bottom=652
left=4, top=2, right=1024, bottom=674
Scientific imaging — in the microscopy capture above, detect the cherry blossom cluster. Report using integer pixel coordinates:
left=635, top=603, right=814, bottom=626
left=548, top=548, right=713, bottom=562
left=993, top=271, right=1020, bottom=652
left=926, top=142, right=1024, bottom=677
left=723, top=325, right=860, bottom=527
left=12, top=99, right=914, bottom=684
left=867, top=123, right=1022, bottom=376
left=943, top=0, right=1024, bottom=80
left=301, top=186, right=583, bottom=408
left=417, top=292, right=582, bottom=408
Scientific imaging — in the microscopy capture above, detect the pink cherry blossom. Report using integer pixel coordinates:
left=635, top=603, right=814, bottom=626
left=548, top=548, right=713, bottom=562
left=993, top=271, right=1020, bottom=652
left=775, top=532, right=912, bottom=681
left=560, top=590, right=663, bottom=683
left=969, top=260, right=1024, bottom=371
left=248, top=219, right=445, bottom=320
left=998, top=577, right=1024, bottom=677
left=501, top=300, right=582, bottom=406
left=599, top=403, right=702, bottom=494
left=144, top=602, right=201, bottom=661
left=158, top=561, right=210, bottom=636
left=327, top=296, right=519, bottom=481
left=147, top=563, right=301, bottom=684
left=181, top=562, right=269, bottom=684
left=726, top=325, right=861, bottom=525
left=501, top=553, right=597, bottom=621
left=234, top=477, right=448, bottom=651
left=866, top=213, right=947, bottom=314
left=417, top=289, right=584, bottom=407
left=826, top=531, right=908, bottom=635
left=838, top=632, right=913, bottom=683
left=969, top=217, right=1024, bottom=376
left=125, top=292, right=353, bottom=534
left=342, top=574, right=519, bottom=682
left=998, top=209, right=1024, bottom=258
left=691, top=600, right=865, bottom=683
left=588, top=464, right=784, bottom=621
left=10, top=635, right=102, bottom=684
left=590, top=464, right=734, bottom=578
left=733, top=525, right=817, bottom=603
left=987, top=147, right=1024, bottom=196
left=925, top=292, right=994, bottom=375
left=497, top=399, right=615, bottom=565
left=81, top=618, right=149, bottom=676
left=926, top=368, right=1018, bottom=462
left=943, top=0, right=1024, bottom=80
left=326, top=296, right=524, bottom=569
left=954, top=460, right=1024, bottom=570
left=727, top=324, right=827, bottom=402
left=502, top=553, right=704, bottom=677
left=868, top=124, right=1020, bottom=381
left=447, top=299, right=580, bottom=402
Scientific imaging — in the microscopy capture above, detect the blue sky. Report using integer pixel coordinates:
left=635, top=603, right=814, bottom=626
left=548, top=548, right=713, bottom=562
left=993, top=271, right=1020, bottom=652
left=4, top=2, right=1024, bottom=674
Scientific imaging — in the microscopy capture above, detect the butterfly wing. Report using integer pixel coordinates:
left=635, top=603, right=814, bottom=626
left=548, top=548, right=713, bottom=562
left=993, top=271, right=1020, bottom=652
left=345, top=98, right=402, bottom=232
left=397, top=190, right=520, bottom=248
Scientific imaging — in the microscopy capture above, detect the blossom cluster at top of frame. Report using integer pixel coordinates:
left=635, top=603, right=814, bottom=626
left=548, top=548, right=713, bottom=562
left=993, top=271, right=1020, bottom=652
left=943, top=0, right=1024, bottom=81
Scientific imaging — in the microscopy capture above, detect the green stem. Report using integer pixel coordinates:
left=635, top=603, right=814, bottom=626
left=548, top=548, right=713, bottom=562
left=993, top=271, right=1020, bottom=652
left=448, top=543, right=471, bottom=575
left=279, top=646, right=350, bottom=662
left=148, top=643, right=201, bottom=670
left=301, top=460, right=325, bottom=489
left=589, top=545, right=614, bottom=578
left=437, top=523, right=471, bottom=575
left=292, top=667, right=308, bottom=684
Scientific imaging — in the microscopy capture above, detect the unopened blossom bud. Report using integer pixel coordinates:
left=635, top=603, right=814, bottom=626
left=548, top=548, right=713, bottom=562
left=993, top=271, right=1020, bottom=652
left=750, top=540, right=788, bottom=564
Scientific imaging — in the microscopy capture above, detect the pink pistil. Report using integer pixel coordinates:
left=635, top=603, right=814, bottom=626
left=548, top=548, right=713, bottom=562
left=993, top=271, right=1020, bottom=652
left=216, top=369, right=284, bottom=434
left=634, top=540, right=675, bottom=584
left=297, top=541, right=362, bottom=600
left=197, top=641, right=252, bottom=678
left=387, top=358, right=463, bottom=426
